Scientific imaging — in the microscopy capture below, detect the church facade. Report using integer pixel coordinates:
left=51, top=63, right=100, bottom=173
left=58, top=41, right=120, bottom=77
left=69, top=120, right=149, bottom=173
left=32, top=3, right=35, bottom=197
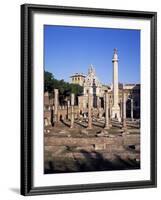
left=77, top=65, right=109, bottom=114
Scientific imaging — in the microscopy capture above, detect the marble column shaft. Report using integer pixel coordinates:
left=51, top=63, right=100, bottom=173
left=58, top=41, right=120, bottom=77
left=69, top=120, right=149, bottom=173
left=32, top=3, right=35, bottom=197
left=97, top=96, right=100, bottom=108
left=104, top=92, right=109, bottom=129
left=54, top=89, right=59, bottom=123
left=111, top=49, right=121, bottom=121
left=131, top=98, right=134, bottom=121
left=120, top=99, right=122, bottom=118
left=122, top=92, right=126, bottom=128
left=70, top=93, right=75, bottom=128
left=113, top=59, right=119, bottom=107
left=88, top=92, right=92, bottom=129
left=67, top=100, right=70, bottom=120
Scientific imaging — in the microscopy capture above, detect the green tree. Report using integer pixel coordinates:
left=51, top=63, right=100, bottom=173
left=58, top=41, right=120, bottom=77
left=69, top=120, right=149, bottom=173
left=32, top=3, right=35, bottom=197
left=44, top=71, right=54, bottom=93
left=44, top=71, right=83, bottom=97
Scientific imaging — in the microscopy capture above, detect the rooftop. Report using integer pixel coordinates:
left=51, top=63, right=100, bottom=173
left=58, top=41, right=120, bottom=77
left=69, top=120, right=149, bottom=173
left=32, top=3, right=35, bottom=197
left=70, top=73, right=86, bottom=77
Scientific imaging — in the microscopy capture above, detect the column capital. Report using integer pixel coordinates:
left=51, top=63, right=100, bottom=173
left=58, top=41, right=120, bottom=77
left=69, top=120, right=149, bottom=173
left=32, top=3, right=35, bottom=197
left=112, top=48, right=119, bottom=62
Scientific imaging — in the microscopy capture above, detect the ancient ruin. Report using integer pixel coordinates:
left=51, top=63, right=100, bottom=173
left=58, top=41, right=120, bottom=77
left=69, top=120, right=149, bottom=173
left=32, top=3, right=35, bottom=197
left=44, top=49, right=140, bottom=173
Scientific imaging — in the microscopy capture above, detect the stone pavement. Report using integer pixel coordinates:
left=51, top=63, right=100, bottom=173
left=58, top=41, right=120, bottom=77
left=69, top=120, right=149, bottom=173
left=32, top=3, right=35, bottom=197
left=44, top=119, right=140, bottom=174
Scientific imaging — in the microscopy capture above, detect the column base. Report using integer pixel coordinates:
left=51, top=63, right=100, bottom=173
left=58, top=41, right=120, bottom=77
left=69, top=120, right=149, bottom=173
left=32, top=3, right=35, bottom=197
left=111, top=106, right=121, bottom=122
left=122, top=126, right=127, bottom=131
left=104, top=126, right=110, bottom=130
left=87, top=126, right=92, bottom=130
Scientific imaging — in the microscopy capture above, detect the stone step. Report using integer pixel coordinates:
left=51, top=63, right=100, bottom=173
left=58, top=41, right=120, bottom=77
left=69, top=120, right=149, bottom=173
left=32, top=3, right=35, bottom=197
left=123, top=134, right=140, bottom=146
left=45, top=136, right=124, bottom=146
left=126, top=123, right=140, bottom=128
left=47, top=150, right=140, bottom=162
left=45, top=144, right=126, bottom=153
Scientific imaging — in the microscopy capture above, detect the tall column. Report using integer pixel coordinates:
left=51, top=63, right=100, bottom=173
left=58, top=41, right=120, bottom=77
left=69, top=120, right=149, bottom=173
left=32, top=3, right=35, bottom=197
left=54, top=89, right=59, bottom=123
left=98, top=98, right=102, bottom=119
left=104, top=91, right=109, bottom=129
left=97, top=96, right=100, bottom=108
left=122, top=91, right=127, bottom=128
left=131, top=98, right=134, bottom=121
left=67, top=100, right=70, bottom=120
left=111, top=48, right=121, bottom=122
left=87, top=92, right=92, bottom=129
left=109, top=104, right=112, bottom=119
left=70, top=93, right=75, bottom=128
left=120, top=99, right=122, bottom=119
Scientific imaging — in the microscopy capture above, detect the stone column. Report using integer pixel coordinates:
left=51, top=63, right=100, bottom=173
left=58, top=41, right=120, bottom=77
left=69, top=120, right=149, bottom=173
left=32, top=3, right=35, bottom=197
left=44, top=118, right=48, bottom=126
left=67, top=100, right=70, bottom=120
left=70, top=93, right=75, bottom=128
left=131, top=98, right=134, bottom=121
left=54, top=89, right=59, bottom=123
left=109, top=103, right=112, bottom=119
left=87, top=92, right=92, bottom=129
left=111, top=48, right=121, bottom=122
left=122, top=91, right=127, bottom=128
left=120, top=99, right=122, bottom=119
left=97, top=96, right=100, bottom=108
left=97, top=97, right=102, bottom=119
left=103, top=95, right=105, bottom=110
left=104, top=91, right=109, bottom=129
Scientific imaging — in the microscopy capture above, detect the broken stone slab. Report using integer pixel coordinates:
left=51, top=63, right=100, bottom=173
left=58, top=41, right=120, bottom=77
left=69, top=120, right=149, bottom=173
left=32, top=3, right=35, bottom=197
left=135, top=144, right=140, bottom=151
left=100, top=130, right=108, bottom=134
left=111, top=129, right=124, bottom=134
left=44, top=129, right=51, bottom=134
left=45, top=146, right=60, bottom=152
left=51, top=146, right=68, bottom=156
left=75, top=145, right=95, bottom=151
left=118, top=133, right=123, bottom=137
left=128, top=129, right=140, bottom=134
left=96, top=134, right=108, bottom=137
left=104, top=144, right=125, bottom=152
left=127, top=144, right=140, bottom=152
left=94, top=144, right=106, bottom=150
left=123, top=135, right=140, bottom=146
left=59, top=130, right=70, bottom=135
left=122, top=131, right=130, bottom=136
left=81, top=129, right=89, bottom=135
left=108, top=134, right=116, bottom=138
left=96, top=130, right=109, bottom=137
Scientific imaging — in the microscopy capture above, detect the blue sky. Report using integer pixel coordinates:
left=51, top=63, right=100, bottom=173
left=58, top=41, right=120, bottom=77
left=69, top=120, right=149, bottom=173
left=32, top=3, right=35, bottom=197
left=44, top=25, right=140, bottom=85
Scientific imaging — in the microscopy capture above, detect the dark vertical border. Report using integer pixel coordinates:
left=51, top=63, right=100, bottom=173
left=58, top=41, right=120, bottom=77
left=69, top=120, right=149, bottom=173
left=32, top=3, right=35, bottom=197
left=150, top=12, right=157, bottom=187
left=21, top=4, right=157, bottom=196
left=21, top=4, right=34, bottom=195
left=21, top=4, right=28, bottom=195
